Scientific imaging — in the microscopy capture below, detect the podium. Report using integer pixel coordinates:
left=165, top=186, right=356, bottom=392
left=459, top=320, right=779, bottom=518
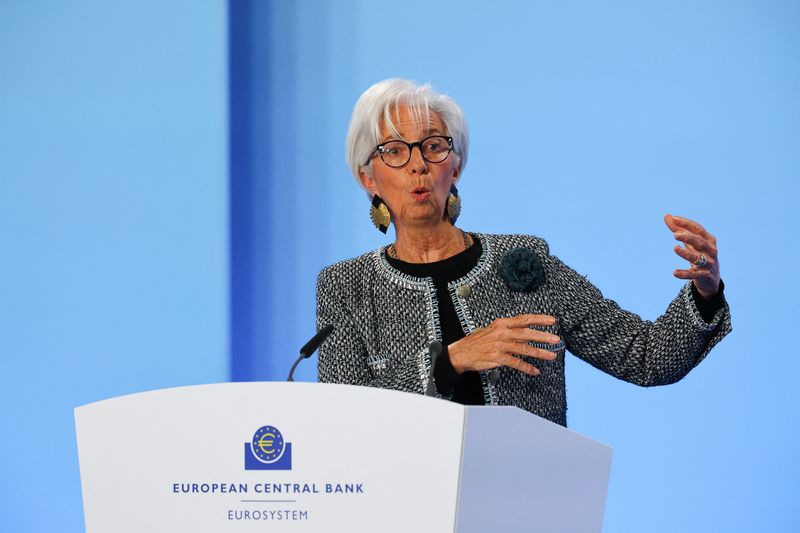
left=75, top=383, right=612, bottom=532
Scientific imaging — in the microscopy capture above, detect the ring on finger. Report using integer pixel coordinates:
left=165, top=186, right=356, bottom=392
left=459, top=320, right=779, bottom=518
left=694, top=254, right=707, bottom=268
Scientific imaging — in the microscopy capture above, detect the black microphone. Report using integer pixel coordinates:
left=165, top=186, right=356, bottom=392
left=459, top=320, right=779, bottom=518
left=287, top=324, right=334, bottom=382
left=425, top=340, right=443, bottom=397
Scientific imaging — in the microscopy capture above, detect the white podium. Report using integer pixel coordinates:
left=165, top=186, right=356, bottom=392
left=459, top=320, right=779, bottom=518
left=75, top=383, right=612, bottom=532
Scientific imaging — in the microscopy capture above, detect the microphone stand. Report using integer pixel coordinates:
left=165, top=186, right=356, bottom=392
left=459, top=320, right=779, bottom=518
left=287, top=324, right=334, bottom=381
left=425, top=341, right=443, bottom=397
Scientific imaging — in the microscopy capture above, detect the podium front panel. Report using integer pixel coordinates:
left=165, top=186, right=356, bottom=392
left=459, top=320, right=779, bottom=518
left=455, top=406, right=613, bottom=533
left=76, top=382, right=465, bottom=532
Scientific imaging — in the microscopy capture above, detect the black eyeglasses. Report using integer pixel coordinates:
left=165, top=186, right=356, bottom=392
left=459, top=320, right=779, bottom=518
left=365, top=136, right=453, bottom=168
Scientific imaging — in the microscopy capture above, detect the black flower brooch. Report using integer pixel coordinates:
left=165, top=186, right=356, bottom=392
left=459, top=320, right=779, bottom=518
left=500, top=247, right=545, bottom=293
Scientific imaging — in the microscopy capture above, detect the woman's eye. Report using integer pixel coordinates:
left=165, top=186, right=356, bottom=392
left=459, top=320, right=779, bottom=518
left=426, top=141, right=444, bottom=152
left=381, top=143, right=406, bottom=156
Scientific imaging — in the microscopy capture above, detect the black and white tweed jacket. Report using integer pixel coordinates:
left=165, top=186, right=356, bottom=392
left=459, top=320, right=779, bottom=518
left=316, top=233, right=731, bottom=426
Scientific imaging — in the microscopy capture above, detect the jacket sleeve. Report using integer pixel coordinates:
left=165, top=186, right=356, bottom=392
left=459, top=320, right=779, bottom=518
left=315, top=266, right=428, bottom=394
left=543, top=246, right=732, bottom=386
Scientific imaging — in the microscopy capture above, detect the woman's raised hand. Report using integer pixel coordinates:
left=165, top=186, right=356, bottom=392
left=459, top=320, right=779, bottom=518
left=448, top=314, right=560, bottom=376
left=664, top=214, right=721, bottom=299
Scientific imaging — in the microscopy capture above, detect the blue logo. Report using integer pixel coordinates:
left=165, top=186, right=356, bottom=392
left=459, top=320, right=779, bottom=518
left=244, top=425, right=292, bottom=470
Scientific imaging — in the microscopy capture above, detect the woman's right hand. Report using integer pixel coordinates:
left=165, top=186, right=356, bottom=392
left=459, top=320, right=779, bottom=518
left=448, top=314, right=560, bottom=376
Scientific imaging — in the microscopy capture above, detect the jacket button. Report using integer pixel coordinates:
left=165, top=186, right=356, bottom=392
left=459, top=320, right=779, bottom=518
left=489, top=369, right=501, bottom=384
left=457, top=285, right=471, bottom=298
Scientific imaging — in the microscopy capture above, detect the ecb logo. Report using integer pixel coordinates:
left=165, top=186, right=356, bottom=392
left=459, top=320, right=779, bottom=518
left=244, top=425, right=292, bottom=470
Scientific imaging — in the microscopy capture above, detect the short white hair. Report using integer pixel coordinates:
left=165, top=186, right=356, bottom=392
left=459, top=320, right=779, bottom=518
left=345, top=79, right=469, bottom=184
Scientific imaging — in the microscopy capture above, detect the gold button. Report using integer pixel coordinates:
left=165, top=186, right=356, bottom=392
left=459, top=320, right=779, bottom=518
left=457, top=285, right=471, bottom=298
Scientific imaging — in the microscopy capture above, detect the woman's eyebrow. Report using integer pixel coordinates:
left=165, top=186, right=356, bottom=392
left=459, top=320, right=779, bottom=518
left=379, top=128, right=444, bottom=143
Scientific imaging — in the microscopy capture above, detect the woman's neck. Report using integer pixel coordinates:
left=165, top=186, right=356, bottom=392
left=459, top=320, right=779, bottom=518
left=391, top=223, right=466, bottom=263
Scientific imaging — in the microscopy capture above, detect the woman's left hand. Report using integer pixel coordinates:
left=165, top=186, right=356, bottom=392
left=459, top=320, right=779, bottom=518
left=664, top=214, right=721, bottom=299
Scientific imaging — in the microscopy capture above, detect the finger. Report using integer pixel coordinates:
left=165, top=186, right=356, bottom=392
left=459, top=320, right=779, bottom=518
left=673, top=245, right=715, bottom=268
left=501, top=314, right=557, bottom=328
left=499, top=354, right=541, bottom=376
left=673, top=268, right=714, bottom=280
left=666, top=214, right=718, bottom=248
left=669, top=215, right=712, bottom=240
left=500, top=341, right=557, bottom=361
left=508, top=328, right=561, bottom=345
left=664, top=213, right=682, bottom=233
left=674, top=231, right=716, bottom=256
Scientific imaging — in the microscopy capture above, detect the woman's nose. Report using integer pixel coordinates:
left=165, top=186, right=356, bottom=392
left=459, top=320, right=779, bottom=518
left=408, top=145, right=428, bottom=173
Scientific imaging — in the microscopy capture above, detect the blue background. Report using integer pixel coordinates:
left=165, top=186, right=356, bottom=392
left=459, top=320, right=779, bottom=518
left=1, top=1, right=798, bottom=531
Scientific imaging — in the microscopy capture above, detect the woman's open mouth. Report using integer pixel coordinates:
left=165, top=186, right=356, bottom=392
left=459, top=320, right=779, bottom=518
left=411, top=187, right=430, bottom=201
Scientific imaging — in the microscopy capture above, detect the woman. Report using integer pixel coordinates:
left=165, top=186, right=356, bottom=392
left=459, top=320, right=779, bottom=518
left=316, top=79, right=731, bottom=426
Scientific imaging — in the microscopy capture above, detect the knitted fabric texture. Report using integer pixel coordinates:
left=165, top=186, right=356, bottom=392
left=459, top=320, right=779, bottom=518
left=316, top=233, right=732, bottom=427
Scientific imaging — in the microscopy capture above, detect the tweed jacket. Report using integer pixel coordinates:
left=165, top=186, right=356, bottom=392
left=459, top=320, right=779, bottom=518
left=316, top=233, right=732, bottom=426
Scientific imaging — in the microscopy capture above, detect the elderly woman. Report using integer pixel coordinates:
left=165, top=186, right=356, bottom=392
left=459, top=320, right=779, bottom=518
left=316, top=79, right=731, bottom=426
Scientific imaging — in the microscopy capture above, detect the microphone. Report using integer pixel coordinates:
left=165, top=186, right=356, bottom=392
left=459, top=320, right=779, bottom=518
left=287, top=324, right=334, bottom=382
left=425, top=341, right=443, bottom=397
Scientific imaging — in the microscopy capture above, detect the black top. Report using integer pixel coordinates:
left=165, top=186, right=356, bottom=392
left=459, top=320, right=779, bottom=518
left=386, top=234, right=725, bottom=405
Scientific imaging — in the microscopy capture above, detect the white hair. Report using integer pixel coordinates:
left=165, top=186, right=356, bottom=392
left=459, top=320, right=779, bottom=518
left=345, top=79, right=469, bottom=184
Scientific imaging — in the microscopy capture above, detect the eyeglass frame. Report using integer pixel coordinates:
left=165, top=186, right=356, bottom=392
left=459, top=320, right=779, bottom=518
left=364, top=135, right=454, bottom=168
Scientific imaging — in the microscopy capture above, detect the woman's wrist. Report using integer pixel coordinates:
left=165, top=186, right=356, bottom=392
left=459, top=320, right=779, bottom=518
left=693, top=278, right=723, bottom=301
left=448, top=342, right=467, bottom=374
left=691, top=279, right=725, bottom=323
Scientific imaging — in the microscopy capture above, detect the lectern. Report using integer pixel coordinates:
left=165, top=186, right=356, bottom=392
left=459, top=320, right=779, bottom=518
left=75, top=383, right=612, bottom=532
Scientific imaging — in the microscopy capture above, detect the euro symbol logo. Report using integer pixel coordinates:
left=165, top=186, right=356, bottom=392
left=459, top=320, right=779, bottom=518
left=250, top=425, right=285, bottom=463
left=258, top=433, right=276, bottom=454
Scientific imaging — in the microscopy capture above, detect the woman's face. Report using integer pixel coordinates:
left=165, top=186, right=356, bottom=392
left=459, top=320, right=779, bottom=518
left=359, top=106, right=460, bottom=232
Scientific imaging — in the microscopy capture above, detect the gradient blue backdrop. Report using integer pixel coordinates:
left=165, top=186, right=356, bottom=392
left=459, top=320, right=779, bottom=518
left=1, top=1, right=798, bottom=531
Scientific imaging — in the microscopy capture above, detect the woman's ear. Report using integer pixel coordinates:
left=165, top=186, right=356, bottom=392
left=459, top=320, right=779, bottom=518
left=452, top=162, right=461, bottom=182
left=358, top=167, right=377, bottom=195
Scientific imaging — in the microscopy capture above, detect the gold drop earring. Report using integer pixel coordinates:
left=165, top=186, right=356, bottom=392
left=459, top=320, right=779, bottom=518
left=370, top=194, right=391, bottom=234
left=446, top=184, right=461, bottom=225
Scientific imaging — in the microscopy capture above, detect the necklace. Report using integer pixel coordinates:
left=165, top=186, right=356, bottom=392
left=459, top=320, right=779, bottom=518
left=389, top=229, right=471, bottom=260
